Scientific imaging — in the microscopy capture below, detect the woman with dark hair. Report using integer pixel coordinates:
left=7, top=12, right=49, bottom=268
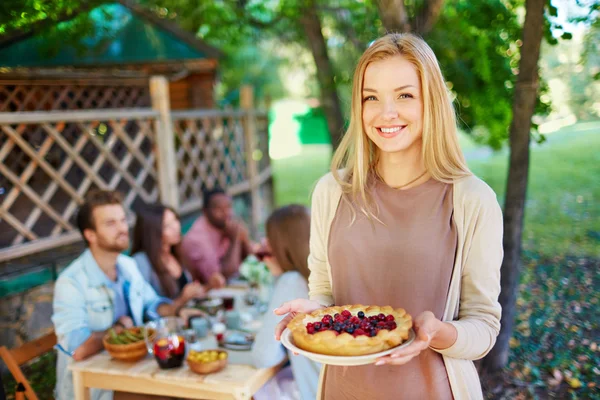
left=131, top=203, right=207, bottom=311
left=251, top=205, right=321, bottom=400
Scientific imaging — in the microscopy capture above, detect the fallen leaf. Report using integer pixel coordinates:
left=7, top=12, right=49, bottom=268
left=567, top=377, right=582, bottom=389
left=548, top=369, right=563, bottom=387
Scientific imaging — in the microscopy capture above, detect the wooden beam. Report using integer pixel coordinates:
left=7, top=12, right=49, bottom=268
left=10, top=331, right=57, bottom=366
left=171, top=110, right=247, bottom=120
left=150, top=76, right=179, bottom=210
left=240, top=85, right=261, bottom=239
left=0, top=109, right=158, bottom=124
left=0, top=231, right=82, bottom=263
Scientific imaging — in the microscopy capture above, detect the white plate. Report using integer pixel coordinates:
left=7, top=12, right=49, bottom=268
left=280, top=328, right=416, bottom=366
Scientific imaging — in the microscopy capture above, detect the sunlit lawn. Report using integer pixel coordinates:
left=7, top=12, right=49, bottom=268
left=273, top=121, right=600, bottom=259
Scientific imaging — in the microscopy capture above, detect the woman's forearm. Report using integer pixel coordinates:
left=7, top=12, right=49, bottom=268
left=429, top=320, right=458, bottom=350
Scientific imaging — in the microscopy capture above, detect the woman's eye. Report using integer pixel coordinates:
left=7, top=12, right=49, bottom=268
left=398, top=93, right=414, bottom=99
left=363, top=95, right=377, bottom=101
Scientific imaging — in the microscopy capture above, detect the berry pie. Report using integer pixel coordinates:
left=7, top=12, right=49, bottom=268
left=287, top=304, right=412, bottom=356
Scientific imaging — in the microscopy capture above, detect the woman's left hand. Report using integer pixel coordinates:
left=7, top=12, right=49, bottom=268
left=374, top=311, right=441, bottom=366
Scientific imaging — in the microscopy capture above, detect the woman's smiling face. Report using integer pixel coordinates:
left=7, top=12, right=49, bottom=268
left=361, top=55, right=424, bottom=156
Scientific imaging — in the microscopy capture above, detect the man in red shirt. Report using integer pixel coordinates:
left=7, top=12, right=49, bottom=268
left=181, top=189, right=255, bottom=289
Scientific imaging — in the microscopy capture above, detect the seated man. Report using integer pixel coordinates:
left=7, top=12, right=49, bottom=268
left=181, top=188, right=254, bottom=289
left=52, top=190, right=187, bottom=400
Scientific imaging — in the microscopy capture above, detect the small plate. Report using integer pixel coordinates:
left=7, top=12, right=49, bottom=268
left=220, top=331, right=254, bottom=351
left=280, top=328, right=416, bottom=366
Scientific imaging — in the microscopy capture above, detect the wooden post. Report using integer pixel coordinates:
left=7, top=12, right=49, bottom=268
left=150, top=76, right=179, bottom=210
left=240, top=85, right=261, bottom=239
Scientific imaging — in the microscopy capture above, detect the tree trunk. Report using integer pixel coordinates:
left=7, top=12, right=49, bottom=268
left=377, top=0, right=411, bottom=32
left=414, top=0, right=444, bottom=35
left=300, top=4, right=345, bottom=149
left=482, top=0, right=546, bottom=372
left=378, top=0, right=445, bottom=34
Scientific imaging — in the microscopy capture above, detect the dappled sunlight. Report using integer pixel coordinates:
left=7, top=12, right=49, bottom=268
left=268, top=99, right=308, bottom=160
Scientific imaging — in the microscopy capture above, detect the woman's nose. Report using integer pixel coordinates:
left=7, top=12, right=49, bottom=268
left=381, top=101, right=399, bottom=120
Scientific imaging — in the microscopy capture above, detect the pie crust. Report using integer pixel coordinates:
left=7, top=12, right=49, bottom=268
left=287, top=304, right=412, bottom=356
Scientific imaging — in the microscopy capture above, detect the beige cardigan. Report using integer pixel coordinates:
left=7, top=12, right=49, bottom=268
left=308, top=172, right=503, bottom=400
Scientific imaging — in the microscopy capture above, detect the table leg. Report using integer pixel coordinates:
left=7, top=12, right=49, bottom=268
left=72, top=371, right=91, bottom=400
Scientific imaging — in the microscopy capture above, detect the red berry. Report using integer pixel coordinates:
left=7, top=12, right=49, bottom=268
left=342, top=310, right=352, bottom=318
left=354, top=329, right=366, bottom=336
left=385, top=315, right=395, bottom=322
left=307, top=326, right=315, bottom=334
left=389, top=322, right=397, bottom=330
left=378, top=313, right=386, bottom=321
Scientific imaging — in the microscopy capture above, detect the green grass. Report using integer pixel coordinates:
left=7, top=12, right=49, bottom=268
left=272, top=122, right=600, bottom=259
left=466, top=122, right=600, bottom=259
left=272, top=144, right=332, bottom=207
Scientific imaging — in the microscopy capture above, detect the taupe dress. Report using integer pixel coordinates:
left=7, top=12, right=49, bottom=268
left=323, top=177, right=457, bottom=400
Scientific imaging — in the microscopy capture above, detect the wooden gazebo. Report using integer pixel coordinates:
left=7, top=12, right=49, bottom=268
left=0, top=2, right=272, bottom=293
left=0, top=0, right=222, bottom=112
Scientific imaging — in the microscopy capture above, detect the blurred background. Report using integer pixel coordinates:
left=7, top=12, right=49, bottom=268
left=0, top=0, right=598, bottom=399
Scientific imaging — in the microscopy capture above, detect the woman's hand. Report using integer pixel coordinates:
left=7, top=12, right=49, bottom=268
left=374, top=311, right=454, bottom=366
left=181, top=281, right=207, bottom=302
left=273, top=299, right=324, bottom=340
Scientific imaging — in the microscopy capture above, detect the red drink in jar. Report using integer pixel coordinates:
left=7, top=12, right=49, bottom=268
left=153, top=335, right=186, bottom=369
left=222, top=296, right=235, bottom=311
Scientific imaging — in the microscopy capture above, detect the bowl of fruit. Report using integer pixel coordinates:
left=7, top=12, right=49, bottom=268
left=187, top=349, right=228, bottom=375
left=103, top=327, right=155, bottom=362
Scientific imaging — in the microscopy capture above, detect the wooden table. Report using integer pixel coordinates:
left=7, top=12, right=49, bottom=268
left=69, top=350, right=283, bottom=400
left=70, top=285, right=279, bottom=399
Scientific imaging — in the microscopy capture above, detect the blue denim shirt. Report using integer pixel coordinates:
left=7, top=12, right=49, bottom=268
left=52, top=249, right=171, bottom=400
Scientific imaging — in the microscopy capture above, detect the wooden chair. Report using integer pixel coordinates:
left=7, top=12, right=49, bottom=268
left=0, top=330, right=57, bottom=400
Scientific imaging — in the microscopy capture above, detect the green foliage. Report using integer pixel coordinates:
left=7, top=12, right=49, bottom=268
left=0, top=0, right=591, bottom=149
left=468, top=122, right=600, bottom=259
left=427, top=0, right=521, bottom=149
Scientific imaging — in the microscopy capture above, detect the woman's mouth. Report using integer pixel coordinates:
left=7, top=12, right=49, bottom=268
left=376, top=125, right=406, bottom=138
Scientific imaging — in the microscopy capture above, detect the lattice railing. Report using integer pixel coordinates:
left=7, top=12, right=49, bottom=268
left=0, top=106, right=272, bottom=262
left=0, top=110, right=161, bottom=260
left=170, top=109, right=271, bottom=219
left=172, top=110, right=248, bottom=214
left=0, top=82, right=150, bottom=112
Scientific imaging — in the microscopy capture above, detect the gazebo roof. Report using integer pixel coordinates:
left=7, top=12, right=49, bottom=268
left=0, top=1, right=221, bottom=69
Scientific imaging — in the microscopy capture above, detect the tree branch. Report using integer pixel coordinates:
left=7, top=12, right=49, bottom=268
left=329, top=8, right=367, bottom=51
left=0, top=1, right=100, bottom=49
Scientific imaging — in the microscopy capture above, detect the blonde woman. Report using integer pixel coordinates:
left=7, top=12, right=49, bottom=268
left=274, top=33, right=503, bottom=399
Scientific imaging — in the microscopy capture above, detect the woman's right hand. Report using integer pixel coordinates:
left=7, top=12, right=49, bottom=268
left=273, top=299, right=324, bottom=340
left=181, top=281, right=206, bottom=302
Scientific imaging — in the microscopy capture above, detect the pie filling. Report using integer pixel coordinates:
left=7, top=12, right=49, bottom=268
left=305, top=309, right=397, bottom=337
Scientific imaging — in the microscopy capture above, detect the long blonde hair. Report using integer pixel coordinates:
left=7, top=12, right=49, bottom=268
left=331, top=33, right=470, bottom=219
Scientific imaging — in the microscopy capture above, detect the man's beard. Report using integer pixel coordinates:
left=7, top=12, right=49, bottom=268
left=97, top=236, right=129, bottom=253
